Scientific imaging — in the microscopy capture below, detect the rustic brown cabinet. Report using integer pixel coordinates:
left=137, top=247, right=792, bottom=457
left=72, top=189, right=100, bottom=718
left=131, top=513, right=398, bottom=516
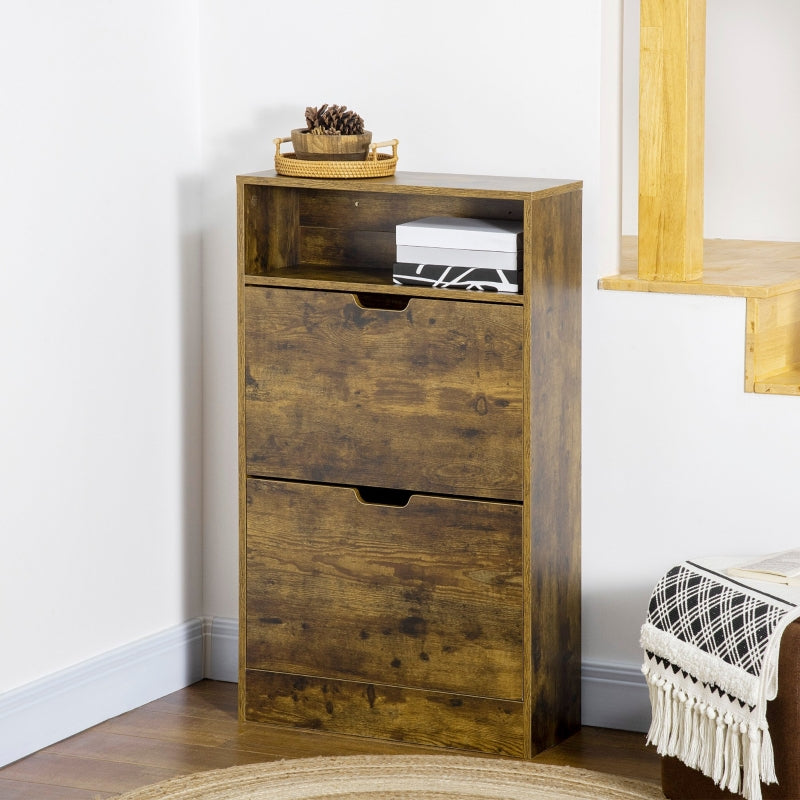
left=237, top=171, right=582, bottom=758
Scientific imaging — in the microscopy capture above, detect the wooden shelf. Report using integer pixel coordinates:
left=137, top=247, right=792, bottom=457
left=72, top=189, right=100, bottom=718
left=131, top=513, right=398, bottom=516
left=600, top=237, right=800, bottom=297
left=754, top=368, right=800, bottom=396
left=239, top=169, right=581, bottom=199
left=243, top=265, right=525, bottom=304
left=600, top=237, right=800, bottom=395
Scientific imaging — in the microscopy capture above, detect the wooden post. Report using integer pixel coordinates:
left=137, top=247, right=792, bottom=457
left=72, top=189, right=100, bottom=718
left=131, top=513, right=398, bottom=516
left=638, top=0, right=706, bottom=281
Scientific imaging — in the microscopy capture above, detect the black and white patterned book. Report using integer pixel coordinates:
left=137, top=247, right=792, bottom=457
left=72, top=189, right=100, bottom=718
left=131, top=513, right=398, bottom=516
left=392, top=263, right=519, bottom=293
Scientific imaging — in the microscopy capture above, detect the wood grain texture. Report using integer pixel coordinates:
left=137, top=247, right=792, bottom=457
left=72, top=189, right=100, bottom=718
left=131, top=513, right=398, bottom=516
left=244, top=268, right=524, bottom=304
left=297, top=189, right=522, bottom=232
left=237, top=178, right=251, bottom=715
left=237, top=171, right=581, bottom=199
left=244, top=671, right=525, bottom=758
left=603, top=237, right=800, bottom=297
left=47, top=728, right=267, bottom=772
left=240, top=184, right=299, bottom=276
left=638, top=0, right=706, bottom=281
left=0, top=781, right=114, bottom=799
left=241, top=182, right=524, bottom=280
left=244, top=288, right=524, bottom=500
left=525, top=190, right=582, bottom=753
left=745, top=291, right=800, bottom=392
left=533, top=727, right=660, bottom=786
left=753, top=367, right=800, bottom=396
left=245, top=479, right=523, bottom=698
left=0, top=753, right=181, bottom=795
left=300, top=227, right=395, bottom=270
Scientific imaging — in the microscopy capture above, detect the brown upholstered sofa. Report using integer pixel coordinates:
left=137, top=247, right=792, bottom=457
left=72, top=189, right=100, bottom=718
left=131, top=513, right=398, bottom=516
left=661, top=620, right=800, bottom=799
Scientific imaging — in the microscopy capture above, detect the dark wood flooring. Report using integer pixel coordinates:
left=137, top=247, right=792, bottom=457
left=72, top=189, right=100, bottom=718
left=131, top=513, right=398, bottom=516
left=0, top=680, right=660, bottom=798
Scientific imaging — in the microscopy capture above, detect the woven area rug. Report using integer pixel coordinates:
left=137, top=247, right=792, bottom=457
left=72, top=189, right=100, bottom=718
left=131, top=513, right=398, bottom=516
left=116, top=754, right=664, bottom=800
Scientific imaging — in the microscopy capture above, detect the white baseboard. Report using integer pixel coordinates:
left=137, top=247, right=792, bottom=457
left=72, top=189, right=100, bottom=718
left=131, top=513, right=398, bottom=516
left=0, top=619, right=205, bottom=767
left=0, top=617, right=650, bottom=768
left=205, top=616, right=239, bottom=682
left=581, top=660, right=650, bottom=733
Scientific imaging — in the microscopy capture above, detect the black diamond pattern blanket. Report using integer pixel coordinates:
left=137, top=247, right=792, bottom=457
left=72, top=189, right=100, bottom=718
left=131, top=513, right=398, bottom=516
left=640, top=560, right=800, bottom=800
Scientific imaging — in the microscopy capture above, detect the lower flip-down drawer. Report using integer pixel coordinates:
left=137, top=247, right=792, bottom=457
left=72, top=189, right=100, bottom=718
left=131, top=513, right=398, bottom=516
left=244, top=477, right=523, bottom=700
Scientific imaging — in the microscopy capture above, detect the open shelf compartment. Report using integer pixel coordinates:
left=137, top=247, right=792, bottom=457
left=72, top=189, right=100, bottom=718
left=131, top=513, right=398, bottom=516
left=237, top=172, right=582, bottom=304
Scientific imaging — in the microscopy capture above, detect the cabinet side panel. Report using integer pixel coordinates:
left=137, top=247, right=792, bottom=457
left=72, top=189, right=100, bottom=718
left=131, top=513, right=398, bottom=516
left=244, top=669, right=525, bottom=758
left=525, top=189, right=582, bottom=752
left=747, top=292, right=800, bottom=388
left=237, top=177, right=251, bottom=718
left=243, top=185, right=299, bottom=275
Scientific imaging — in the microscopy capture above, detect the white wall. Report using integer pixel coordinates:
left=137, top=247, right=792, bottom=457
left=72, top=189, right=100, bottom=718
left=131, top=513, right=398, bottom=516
left=199, top=0, right=800, bottom=674
left=0, top=1, right=203, bottom=692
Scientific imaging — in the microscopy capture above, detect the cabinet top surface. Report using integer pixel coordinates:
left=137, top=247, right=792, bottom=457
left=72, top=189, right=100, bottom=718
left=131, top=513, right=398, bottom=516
left=237, top=170, right=582, bottom=198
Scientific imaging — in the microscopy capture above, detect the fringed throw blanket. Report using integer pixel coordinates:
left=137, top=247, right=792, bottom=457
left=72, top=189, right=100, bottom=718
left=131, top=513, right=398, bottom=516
left=641, top=559, right=800, bottom=800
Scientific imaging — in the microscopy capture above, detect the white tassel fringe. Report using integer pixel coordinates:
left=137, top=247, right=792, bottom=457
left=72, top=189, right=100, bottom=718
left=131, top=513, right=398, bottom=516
left=643, top=669, right=778, bottom=800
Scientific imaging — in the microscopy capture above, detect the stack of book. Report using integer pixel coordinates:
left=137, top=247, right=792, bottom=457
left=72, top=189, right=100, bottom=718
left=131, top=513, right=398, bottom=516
left=393, top=216, right=523, bottom=293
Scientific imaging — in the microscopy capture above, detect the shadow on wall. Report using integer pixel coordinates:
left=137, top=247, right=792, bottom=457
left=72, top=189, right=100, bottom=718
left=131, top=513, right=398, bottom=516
left=581, top=583, right=654, bottom=733
left=205, top=104, right=302, bottom=258
left=199, top=104, right=302, bottom=620
left=178, top=174, right=204, bottom=621
left=583, top=581, right=656, bottom=659
left=214, top=104, right=301, bottom=187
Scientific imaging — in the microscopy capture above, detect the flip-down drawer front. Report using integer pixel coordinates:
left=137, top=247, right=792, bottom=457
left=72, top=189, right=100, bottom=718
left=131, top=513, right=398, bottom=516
left=245, top=478, right=524, bottom=701
left=244, top=287, right=524, bottom=501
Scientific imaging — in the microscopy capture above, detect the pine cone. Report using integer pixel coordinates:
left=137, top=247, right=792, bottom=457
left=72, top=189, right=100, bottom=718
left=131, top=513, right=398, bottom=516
left=304, top=104, right=328, bottom=132
left=303, top=103, right=365, bottom=135
left=304, top=106, right=319, bottom=131
left=318, top=104, right=340, bottom=131
left=339, top=109, right=365, bottom=135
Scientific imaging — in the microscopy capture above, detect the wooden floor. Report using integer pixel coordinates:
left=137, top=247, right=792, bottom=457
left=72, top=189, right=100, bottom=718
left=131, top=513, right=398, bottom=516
left=0, top=680, right=661, bottom=798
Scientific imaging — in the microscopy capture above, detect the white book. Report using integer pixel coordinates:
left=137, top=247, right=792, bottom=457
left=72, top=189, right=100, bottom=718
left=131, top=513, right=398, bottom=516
left=396, top=216, right=523, bottom=251
left=727, top=548, right=800, bottom=585
left=396, top=244, right=520, bottom=270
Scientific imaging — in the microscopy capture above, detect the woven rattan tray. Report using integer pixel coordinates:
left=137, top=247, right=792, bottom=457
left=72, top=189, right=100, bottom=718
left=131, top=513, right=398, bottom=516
left=273, top=137, right=398, bottom=179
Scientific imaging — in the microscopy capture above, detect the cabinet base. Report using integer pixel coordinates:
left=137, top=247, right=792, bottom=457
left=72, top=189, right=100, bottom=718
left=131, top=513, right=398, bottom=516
left=242, top=669, right=525, bottom=758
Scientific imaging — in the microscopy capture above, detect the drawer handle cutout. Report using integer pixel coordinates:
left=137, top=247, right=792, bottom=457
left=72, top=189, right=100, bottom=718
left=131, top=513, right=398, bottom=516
left=355, top=486, right=412, bottom=507
left=353, top=293, right=410, bottom=311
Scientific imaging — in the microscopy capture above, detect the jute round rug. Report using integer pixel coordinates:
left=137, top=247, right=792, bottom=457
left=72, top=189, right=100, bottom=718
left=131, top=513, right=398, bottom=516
left=116, top=754, right=665, bottom=799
